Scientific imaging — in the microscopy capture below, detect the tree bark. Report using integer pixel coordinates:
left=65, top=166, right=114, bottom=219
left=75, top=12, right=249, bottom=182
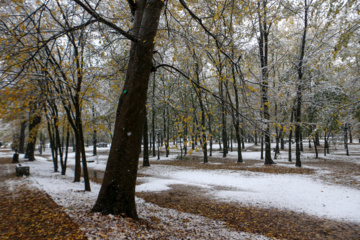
left=254, top=130, right=258, bottom=145
left=344, top=123, right=349, bottom=156
left=275, top=127, right=280, bottom=160
left=166, top=108, right=170, bottom=157
left=54, top=117, right=62, bottom=173
left=93, top=105, right=97, bottom=156
left=257, top=0, right=274, bottom=164
left=294, top=0, right=308, bottom=168
left=192, top=55, right=208, bottom=163
left=18, top=120, right=27, bottom=154
left=92, top=0, right=164, bottom=219
left=207, top=115, right=213, bottom=157
left=349, top=125, right=352, bottom=143
left=288, top=110, right=294, bottom=162
left=151, top=73, right=156, bottom=157
left=27, top=108, right=41, bottom=162
left=231, top=60, right=243, bottom=163
left=62, top=127, right=70, bottom=175
left=324, top=131, right=328, bottom=156
left=313, top=138, right=318, bottom=159
left=47, top=121, right=57, bottom=171
left=220, top=79, right=228, bottom=157
left=261, top=134, right=264, bottom=160
left=143, top=108, right=150, bottom=167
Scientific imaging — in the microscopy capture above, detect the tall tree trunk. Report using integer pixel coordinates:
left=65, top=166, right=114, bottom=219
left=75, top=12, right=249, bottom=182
left=288, top=110, right=294, bottom=162
left=192, top=120, right=196, bottom=150
left=241, top=128, right=245, bottom=149
left=92, top=104, right=97, bottom=156
left=200, top=107, right=208, bottom=163
left=324, top=131, right=328, bottom=156
left=281, top=136, right=285, bottom=150
left=294, top=0, right=308, bottom=168
left=166, top=108, right=170, bottom=157
left=47, top=121, right=57, bottom=171
left=92, top=0, right=164, bottom=219
left=315, top=132, right=320, bottom=146
left=39, top=131, right=43, bottom=154
left=234, top=123, right=243, bottom=163
left=257, top=0, right=274, bottom=164
left=74, top=131, right=82, bottom=182
left=162, top=109, right=167, bottom=157
left=349, top=125, right=352, bottom=143
left=143, top=108, right=150, bottom=167
left=344, top=123, right=349, bottom=156
left=18, top=120, right=27, bottom=154
left=179, top=132, right=183, bottom=159
left=93, top=129, right=97, bottom=156
left=231, top=61, right=243, bottom=163
left=274, top=98, right=280, bottom=159
left=230, top=128, right=233, bottom=152
left=261, top=134, right=264, bottom=160
left=313, top=138, right=318, bottom=159
left=27, top=108, right=41, bottom=162
left=62, top=127, right=70, bottom=175
left=151, top=73, right=156, bottom=157
left=54, top=117, right=62, bottom=173
left=78, top=118, right=90, bottom=191
left=280, top=124, right=285, bottom=150
left=221, top=80, right=228, bottom=158
left=183, top=120, right=188, bottom=155
left=208, top=116, right=213, bottom=157
left=254, top=129, right=258, bottom=145
left=149, top=132, right=152, bottom=153
left=275, top=127, right=280, bottom=160
left=192, top=56, right=208, bottom=163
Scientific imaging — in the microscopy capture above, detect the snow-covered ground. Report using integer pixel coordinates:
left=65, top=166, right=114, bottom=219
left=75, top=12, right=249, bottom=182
left=2, top=142, right=360, bottom=238
left=3, top=150, right=270, bottom=239
left=138, top=165, right=360, bottom=223
left=24, top=144, right=360, bottom=224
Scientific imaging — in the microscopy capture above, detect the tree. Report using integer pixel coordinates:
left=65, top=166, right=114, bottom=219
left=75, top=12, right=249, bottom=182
left=88, top=0, right=164, bottom=218
left=255, top=0, right=276, bottom=164
left=294, top=0, right=309, bottom=167
left=25, top=103, right=41, bottom=161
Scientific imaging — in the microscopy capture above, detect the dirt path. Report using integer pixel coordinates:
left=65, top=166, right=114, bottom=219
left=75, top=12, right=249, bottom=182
left=0, top=154, right=87, bottom=239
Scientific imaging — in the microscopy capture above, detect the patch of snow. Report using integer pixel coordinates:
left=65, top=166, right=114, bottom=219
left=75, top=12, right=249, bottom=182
left=139, top=165, right=360, bottom=223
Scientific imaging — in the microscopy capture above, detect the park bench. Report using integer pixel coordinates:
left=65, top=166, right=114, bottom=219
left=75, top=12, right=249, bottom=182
left=15, top=164, right=30, bottom=176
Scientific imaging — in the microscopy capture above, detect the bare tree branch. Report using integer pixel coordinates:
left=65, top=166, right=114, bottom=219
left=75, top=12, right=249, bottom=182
left=72, top=0, right=137, bottom=42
